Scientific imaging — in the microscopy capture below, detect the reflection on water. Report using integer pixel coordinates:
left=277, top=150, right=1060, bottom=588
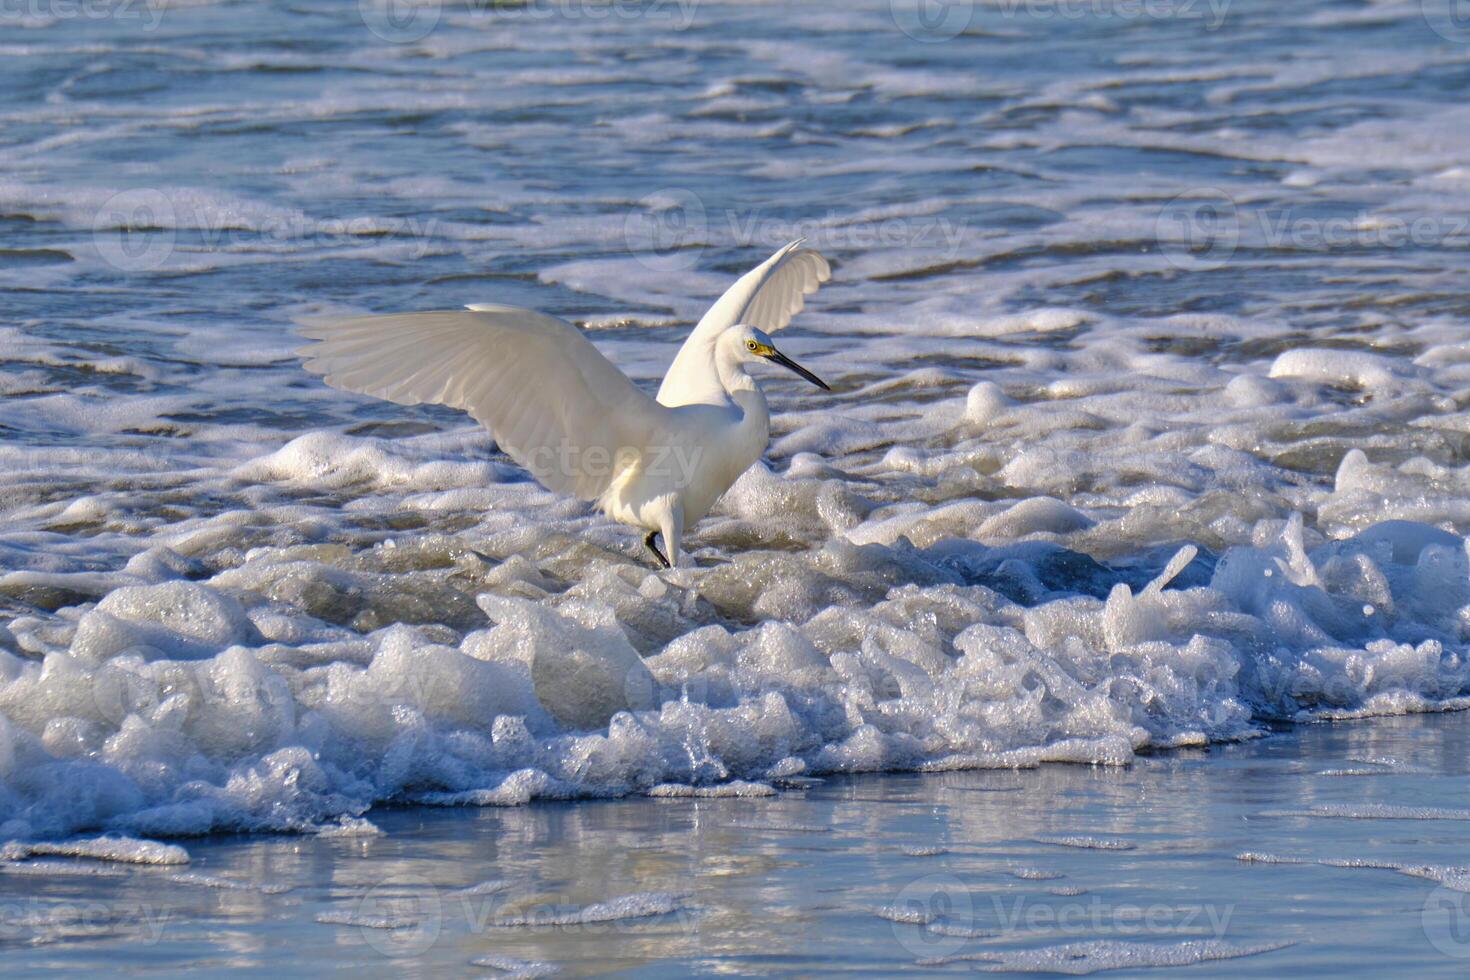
left=4, top=712, right=1470, bottom=975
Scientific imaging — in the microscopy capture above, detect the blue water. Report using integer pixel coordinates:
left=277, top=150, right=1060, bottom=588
left=6, top=0, right=1470, bottom=973
left=5, top=714, right=1470, bottom=975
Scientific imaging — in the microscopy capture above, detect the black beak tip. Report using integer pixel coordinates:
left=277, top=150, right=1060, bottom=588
left=769, top=349, right=831, bottom=392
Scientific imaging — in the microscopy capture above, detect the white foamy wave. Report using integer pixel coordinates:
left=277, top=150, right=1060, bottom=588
left=6, top=0, right=1470, bottom=848
left=0, top=507, right=1469, bottom=839
left=493, top=892, right=686, bottom=927
left=165, top=871, right=291, bottom=893
left=923, top=939, right=1294, bottom=972
left=0, top=836, right=188, bottom=865
left=315, top=910, right=420, bottom=930
left=1034, top=836, right=1135, bottom=851
left=1241, top=850, right=1470, bottom=893
left=470, top=954, right=560, bottom=979
left=1264, top=804, right=1470, bottom=821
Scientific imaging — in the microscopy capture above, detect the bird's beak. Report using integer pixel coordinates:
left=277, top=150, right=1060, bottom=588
left=765, top=347, right=830, bottom=390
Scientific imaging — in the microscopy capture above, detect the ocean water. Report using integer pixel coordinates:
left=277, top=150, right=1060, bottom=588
left=4, top=714, right=1470, bottom=975
left=3, top=0, right=1470, bottom=967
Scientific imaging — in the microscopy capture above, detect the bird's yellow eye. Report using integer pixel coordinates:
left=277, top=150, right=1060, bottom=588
left=746, top=340, right=759, bottom=352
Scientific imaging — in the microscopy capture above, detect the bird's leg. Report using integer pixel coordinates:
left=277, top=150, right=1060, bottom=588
left=659, top=503, right=685, bottom=570
left=644, top=530, right=671, bottom=569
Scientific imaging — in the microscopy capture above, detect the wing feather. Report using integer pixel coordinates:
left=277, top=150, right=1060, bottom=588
left=297, top=307, right=672, bottom=501
left=656, top=239, right=830, bottom=405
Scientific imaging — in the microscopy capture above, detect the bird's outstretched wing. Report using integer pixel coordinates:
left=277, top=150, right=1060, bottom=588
left=297, top=306, right=670, bottom=501
left=658, top=239, right=829, bottom=404
left=703, top=238, right=831, bottom=335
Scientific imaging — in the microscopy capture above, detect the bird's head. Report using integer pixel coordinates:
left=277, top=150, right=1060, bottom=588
left=726, top=324, right=829, bottom=390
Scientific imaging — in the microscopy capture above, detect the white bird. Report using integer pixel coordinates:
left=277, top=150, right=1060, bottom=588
left=296, top=239, right=831, bottom=568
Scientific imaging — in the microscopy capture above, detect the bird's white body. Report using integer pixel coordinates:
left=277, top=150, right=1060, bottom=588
left=297, top=240, right=830, bottom=567
left=598, top=377, right=769, bottom=560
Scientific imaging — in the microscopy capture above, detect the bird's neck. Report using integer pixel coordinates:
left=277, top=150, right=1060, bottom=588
left=712, top=346, right=768, bottom=427
left=658, top=336, right=737, bottom=408
left=728, top=382, right=770, bottom=471
left=716, top=351, right=758, bottom=398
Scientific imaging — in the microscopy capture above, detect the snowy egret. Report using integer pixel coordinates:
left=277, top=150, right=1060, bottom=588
left=297, top=239, right=831, bottom=568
